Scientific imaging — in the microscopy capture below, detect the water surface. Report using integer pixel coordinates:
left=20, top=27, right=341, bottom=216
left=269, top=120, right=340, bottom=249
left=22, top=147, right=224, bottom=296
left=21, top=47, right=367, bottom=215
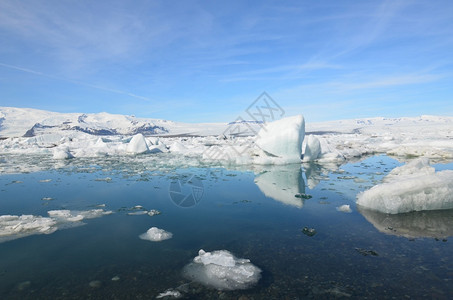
left=0, top=155, right=452, bottom=299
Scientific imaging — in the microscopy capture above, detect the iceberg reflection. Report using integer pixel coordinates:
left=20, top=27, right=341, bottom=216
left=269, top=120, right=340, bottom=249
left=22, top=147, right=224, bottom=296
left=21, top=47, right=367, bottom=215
left=253, top=164, right=306, bottom=208
left=358, top=206, right=453, bottom=239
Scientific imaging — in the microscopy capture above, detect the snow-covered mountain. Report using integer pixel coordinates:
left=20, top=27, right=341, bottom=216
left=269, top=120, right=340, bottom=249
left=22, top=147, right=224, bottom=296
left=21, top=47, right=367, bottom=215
left=0, top=107, right=232, bottom=138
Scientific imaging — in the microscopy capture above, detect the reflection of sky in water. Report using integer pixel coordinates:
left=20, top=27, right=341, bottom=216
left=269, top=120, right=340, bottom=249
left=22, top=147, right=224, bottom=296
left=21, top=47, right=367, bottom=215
left=0, top=155, right=452, bottom=298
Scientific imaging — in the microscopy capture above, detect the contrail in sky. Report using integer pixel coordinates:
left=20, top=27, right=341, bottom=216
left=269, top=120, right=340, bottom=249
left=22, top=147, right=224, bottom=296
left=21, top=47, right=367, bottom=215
left=0, top=62, right=151, bottom=102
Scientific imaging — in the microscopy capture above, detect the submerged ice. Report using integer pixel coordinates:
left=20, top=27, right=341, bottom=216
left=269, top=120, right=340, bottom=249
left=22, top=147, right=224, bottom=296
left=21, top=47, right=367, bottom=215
left=357, top=158, right=453, bottom=214
left=0, top=209, right=112, bottom=243
left=183, top=249, right=261, bottom=290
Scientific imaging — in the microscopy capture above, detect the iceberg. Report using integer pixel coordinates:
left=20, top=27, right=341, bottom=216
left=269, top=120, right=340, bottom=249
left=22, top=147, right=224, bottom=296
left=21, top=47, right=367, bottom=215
left=139, top=227, right=173, bottom=242
left=183, top=249, right=261, bottom=290
left=303, top=135, right=321, bottom=161
left=255, top=115, right=305, bottom=163
left=126, top=134, right=149, bottom=154
left=357, top=158, right=453, bottom=214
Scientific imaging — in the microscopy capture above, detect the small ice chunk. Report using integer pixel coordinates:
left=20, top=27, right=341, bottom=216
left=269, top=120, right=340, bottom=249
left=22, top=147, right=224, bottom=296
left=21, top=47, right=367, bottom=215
left=156, top=289, right=182, bottom=299
left=183, top=249, right=261, bottom=290
left=336, top=204, right=352, bottom=213
left=126, top=134, right=149, bottom=154
left=139, top=227, right=173, bottom=242
left=148, top=209, right=161, bottom=216
left=53, top=148, right=73, bottom=159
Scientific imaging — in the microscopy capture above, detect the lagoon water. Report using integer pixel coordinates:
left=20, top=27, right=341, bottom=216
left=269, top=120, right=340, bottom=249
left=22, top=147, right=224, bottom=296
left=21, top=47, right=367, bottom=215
left=0, top=155, right=452, bottom=299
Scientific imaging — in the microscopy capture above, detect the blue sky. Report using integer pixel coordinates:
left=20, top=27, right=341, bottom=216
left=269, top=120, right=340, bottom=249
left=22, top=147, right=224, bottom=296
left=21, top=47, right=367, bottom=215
left=0, top=0, right=452, bottom=123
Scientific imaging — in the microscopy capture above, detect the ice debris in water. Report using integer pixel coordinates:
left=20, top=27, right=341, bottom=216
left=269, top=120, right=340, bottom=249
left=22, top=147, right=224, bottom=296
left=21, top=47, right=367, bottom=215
left=357, top=158, right=453, bottom=214
left=0, top=209, right=112, bottom=243
left=52, top=147, right=73, bottom=159
left=139, top=227, right=172, bottom=242
left=336, top=204, right=352, bottom=213
left=183, top=249, right=261, bottom=291
left=156, top=289, right=182, bottom=299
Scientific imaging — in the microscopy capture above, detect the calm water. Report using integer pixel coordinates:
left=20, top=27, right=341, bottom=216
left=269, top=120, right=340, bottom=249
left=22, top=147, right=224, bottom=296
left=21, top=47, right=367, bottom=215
left=0, top=155, right=452, bottom=299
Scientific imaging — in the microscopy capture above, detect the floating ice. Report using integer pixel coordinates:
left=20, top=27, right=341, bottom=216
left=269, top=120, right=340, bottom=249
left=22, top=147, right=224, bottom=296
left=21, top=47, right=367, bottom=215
left=156, top=289, right=182, bottom=299
left=53, top=147, right=73, bottom=159
left=139, top=227, right=173, bottom=242
left=303, top=135, right=321, bottom=162
left=336, top=204, right=352, bottom=213
left=255, top=115, right=305, bottom=163
left=183, top=249, right=261, bottom=290
left=126, top=134, right=149, bottom=154
left=357, top=158, right=453, bottom=214
left=0, top=209, right=112, bottom=243
left=0, top=215, right=57, bottom=242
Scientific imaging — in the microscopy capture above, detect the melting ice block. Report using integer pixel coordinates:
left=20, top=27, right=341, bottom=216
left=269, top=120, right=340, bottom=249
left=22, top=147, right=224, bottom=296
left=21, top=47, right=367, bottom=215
left=183, top=249, right=261, bottom=290
left=357, top=158, right=453, bottom=214
left=126, top=134, right=149, bottom=154
left=303, top=135, right=321, bottom=161
left=255, top=115, right=305, bottom=163
left=139, top=227, right=172, bottom=241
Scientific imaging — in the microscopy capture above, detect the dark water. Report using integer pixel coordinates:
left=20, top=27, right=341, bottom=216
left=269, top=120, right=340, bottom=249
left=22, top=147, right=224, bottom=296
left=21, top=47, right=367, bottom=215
left=0, top=155, right=452, bottom=299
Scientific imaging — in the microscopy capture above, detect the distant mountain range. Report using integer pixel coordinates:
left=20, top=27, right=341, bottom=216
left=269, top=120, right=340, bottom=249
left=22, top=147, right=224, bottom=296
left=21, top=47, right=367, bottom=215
left=1, top=106, right=452, bottom=138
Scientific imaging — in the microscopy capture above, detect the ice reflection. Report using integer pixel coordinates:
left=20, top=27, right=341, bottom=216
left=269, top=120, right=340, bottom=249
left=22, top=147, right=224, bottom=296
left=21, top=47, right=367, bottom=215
left=358, top=206, right=453, bottom=239
left=253, top=164, right=305, bottom=208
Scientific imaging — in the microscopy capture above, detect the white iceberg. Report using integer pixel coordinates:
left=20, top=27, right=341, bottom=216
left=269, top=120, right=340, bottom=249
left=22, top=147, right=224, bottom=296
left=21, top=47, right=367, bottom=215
left=357, top=158, right=453, bottom=214
left=255, top=115, right=305, bottom=163
left=303, top=135, right=321, bottom=162
left=126, top=134, right=149, bottom=154
left=183, top=249, right=261, bottom=290
left=139, top=227, right=173, bottom=242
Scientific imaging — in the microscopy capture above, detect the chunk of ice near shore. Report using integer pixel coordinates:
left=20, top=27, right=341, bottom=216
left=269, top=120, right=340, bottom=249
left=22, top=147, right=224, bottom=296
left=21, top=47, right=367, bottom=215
left=183, top=249, right=261, bottom=290
left=357, top=158, right=453, bottom=214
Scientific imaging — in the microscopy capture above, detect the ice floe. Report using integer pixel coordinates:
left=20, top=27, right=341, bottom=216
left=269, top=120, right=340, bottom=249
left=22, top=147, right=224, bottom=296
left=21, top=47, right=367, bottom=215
left=139, top=227, right=173, bottom=242
left=0, top=209, right=112, bottom=243
left=336, top=204, right=352, bottom=213
left=183, top=249, right=261, bottom=290
left=357, top=158, right=453, bottom=214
